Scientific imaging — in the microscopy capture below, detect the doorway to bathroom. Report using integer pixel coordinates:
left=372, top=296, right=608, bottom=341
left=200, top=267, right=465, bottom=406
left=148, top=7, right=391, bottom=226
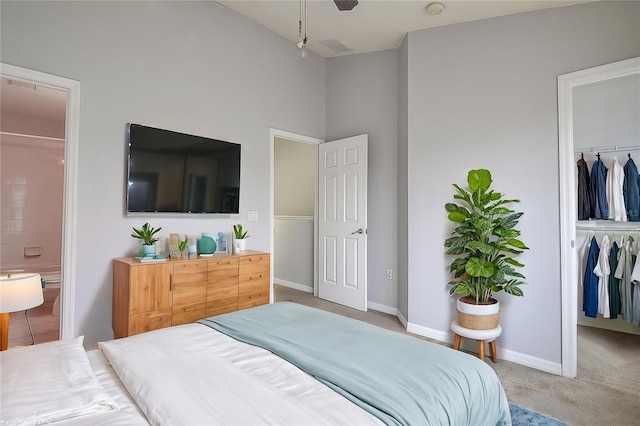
left=0, top=63, right=80, bottom=349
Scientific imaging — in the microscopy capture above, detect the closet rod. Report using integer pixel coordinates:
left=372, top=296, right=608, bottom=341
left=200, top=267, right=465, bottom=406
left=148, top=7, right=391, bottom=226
left=0, top=131, right=64, bottom=142
left=576, top=225, right=640, bottom=232
left=573, top=144, right=640, bottom=155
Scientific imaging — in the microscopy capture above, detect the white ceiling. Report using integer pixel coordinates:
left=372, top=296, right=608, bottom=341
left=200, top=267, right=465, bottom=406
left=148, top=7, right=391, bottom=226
left=216, top=0, right=593, bottom=58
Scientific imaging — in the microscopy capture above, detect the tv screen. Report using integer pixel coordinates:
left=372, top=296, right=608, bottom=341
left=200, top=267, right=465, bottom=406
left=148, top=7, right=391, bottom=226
left=126, top=123, right=240, bottom=214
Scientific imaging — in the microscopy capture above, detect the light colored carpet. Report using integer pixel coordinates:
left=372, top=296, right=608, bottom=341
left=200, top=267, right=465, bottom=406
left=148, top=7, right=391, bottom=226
left=274, top=285, right=640, bottom=426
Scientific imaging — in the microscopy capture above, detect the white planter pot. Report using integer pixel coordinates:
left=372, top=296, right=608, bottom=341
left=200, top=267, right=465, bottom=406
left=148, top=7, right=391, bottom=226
left=233, top=238, right=247, bottom=254
left=456, top=297, right=500, bottom=330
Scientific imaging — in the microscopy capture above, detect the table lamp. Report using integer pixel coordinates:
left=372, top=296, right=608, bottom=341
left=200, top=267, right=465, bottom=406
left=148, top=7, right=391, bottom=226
left=0, top=273, right=44, bottom=351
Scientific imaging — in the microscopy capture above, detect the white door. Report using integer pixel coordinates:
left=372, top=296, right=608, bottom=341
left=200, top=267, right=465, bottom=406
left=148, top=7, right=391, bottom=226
left=318, top=135, right=368, bottom=311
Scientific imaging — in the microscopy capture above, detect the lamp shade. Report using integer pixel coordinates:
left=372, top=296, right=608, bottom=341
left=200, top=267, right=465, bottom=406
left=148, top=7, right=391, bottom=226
left=0, top=273, right=44, bottom=313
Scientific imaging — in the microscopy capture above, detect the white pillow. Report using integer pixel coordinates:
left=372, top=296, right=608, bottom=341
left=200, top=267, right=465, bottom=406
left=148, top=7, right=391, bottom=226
left=1, top=336, right=119, bottom=425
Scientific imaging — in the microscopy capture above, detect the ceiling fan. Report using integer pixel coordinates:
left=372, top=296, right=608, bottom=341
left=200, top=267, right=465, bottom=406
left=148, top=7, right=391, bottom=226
left=333, top=0, right=358, bottom=11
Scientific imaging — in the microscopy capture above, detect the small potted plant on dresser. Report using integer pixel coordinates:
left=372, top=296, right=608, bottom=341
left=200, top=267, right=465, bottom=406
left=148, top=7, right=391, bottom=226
left=444, top=169, right=528, bottom=329
left=232, top=224, right=249, bottom=254
left=131, top=222, right=162, bottom=258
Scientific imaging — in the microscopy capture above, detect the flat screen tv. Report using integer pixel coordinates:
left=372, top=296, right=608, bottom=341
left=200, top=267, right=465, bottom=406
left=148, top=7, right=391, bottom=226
left=126, top=123, right=240, bottom=214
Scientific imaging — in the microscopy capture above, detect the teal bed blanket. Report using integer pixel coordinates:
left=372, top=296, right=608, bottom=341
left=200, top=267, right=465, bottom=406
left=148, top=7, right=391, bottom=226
left=199, top=302, right=511, bottom=426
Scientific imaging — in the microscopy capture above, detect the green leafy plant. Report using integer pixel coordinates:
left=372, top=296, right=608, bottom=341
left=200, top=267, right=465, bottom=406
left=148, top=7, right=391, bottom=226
left=233, top=224, right=249, bottom=239
left=444, top=169, right=528, bottom=304
left=178, top=235, right=189, bottom=252
left=131, top=222, right=162, bottom=246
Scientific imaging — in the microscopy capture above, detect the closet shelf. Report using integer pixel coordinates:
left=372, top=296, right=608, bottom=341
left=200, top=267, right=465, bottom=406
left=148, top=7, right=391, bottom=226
left=573, top=144, right=640, bottom=155
left=576, top=220, right=640, bottom=231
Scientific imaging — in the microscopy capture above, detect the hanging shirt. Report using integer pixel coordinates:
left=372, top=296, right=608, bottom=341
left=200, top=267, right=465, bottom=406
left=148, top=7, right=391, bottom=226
left=594, top=235, right=611, bottom=318
left=589, top=158, right=608, bottom=219
left=632, top=281, right=640, bottom=326
left=583, top=236, right=600, bottom=318
left=608, top=241, right=621, bottom=319
left=629, top=247, right=640, bottom=326
left=623, top=158, right=640, bottom=222
left=577, top=157, right=591, bottom=220
left=606, top=158, right=627, bottom=221
left=614, top=240, right=634, bottom=323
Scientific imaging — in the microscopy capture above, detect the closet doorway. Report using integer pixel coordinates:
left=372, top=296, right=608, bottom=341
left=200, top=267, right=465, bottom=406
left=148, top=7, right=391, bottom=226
left=558, top=57, right=640, bottom=378
left=0, top=63, right=80, bottom=345
left=270, top=129, right=322, bottom=298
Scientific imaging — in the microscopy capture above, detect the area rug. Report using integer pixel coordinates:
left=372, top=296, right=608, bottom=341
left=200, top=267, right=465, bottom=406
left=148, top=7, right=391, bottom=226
left=510, top=402, right=569, bottom=426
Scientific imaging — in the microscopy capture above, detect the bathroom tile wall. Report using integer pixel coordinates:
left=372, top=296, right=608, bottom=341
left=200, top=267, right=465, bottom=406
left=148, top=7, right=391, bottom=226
left=0, top=134, right=64, bottom=271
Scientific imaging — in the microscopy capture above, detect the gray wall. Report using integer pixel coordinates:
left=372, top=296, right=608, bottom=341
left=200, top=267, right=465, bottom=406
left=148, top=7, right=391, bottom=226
left=1, top=0, right=326, bottom=345
left=404, top=1, right=639, bottom=364
left=326, top=49, right=399, bottom=311
left=574, top=74, right=640, bottom=149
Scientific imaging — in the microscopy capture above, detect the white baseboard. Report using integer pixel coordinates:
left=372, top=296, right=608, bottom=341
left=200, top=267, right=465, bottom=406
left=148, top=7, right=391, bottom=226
left=498, top=348, right=562, bottom=375
left=406, top=321, right=562, bottom=375
left=367, top=301, right=397, bottom=316
left=273, top=278, right=313, bottom=293
left=397, top=310, right=408, bottom=329
left=406, top=322, right=453, bottom=343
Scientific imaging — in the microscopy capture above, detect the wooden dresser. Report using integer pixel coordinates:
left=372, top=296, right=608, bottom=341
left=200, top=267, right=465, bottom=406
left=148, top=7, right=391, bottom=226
left=112, top=251, right=270, bottom=338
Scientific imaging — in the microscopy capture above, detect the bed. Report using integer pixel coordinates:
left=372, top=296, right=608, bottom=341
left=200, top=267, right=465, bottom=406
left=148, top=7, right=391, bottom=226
left=1, top=302, right=511, bottom=425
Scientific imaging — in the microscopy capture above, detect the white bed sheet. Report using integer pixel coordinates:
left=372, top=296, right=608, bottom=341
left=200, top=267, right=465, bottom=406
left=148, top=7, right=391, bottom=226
left=99, top=323, right=384, bottom=426
left=56, top=349, right=149, bottom=425
left=0, top=337, right=121, bottom=425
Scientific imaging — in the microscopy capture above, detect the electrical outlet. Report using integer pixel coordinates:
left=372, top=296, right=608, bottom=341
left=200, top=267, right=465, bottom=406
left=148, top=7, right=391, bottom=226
left=248, top=210, right=259, bottom=221
left=386, top=268, right=393, bottom=280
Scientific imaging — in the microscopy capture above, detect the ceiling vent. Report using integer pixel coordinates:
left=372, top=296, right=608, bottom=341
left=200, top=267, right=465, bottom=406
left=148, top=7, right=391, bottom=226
left=320, top=38, right=353, bottom=53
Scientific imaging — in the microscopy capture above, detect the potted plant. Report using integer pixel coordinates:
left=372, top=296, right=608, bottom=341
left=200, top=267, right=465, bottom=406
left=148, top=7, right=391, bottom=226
left=131, top=222, right=162, bottom=257
left=232, top=224, right=249, bottom=253
left=444, top=169, right=528, bottom=329
left=178, top=235, right=189, bottom=258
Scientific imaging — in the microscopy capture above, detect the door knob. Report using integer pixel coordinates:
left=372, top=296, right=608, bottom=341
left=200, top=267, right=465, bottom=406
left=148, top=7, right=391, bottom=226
left=351, top=228, right=364, bottom=234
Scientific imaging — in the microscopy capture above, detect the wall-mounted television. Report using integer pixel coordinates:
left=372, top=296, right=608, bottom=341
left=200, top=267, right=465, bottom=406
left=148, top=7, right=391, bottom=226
left=126, top=123, right=240, bottom=214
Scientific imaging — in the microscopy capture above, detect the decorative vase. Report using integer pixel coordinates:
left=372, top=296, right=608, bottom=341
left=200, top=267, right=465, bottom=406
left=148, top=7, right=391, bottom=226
left=169, top=233, right=181, bottom=258
left=141, top=244, right=156, bottom=258
left=198, top=235, right=217, bottom=256
left=456, top=297, right=500, bottom=330
left=233, top=238, right=247, bottom=254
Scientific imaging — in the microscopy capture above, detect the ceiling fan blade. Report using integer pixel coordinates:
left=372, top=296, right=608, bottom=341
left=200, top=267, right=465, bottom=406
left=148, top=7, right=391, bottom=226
left=333, top=0, right=358, bottom=11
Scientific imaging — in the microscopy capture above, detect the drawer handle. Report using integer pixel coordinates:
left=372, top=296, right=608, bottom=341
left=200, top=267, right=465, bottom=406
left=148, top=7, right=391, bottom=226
left=184, top=307, right=197, bottom=312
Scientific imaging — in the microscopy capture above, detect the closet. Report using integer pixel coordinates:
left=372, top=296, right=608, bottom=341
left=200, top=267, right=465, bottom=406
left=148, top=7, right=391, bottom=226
left=558, top=57, right=640, bottom=378
left=574, top=148, right=640, bottom=336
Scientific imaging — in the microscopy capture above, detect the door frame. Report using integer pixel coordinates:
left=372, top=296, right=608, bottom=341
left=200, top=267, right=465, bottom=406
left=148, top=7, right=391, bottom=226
left=1, top=63, right=81, bottom=340
left=558, top=56, right=639, bottom=378
left=269, top=128, right=324, bottom=298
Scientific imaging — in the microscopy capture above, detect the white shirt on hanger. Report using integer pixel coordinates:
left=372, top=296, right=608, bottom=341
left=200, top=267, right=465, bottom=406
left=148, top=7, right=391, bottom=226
left=606, top=158, right=627, bottom=221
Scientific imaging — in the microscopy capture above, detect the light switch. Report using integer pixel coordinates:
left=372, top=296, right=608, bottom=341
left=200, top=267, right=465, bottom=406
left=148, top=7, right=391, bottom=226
left=248, top=210, right=259, bottom=221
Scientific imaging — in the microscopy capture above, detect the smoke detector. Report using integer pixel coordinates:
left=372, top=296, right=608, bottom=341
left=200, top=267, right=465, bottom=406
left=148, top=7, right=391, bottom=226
left=426, top=3, right=445, bottom=15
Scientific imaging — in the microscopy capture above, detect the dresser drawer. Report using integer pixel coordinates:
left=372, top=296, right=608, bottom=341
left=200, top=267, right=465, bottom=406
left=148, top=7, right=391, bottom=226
left=172, top=260, right=208, bottom=285
left=172, top=302, right=207, bottom=326
left=239, top=254, right=270, bottom=275
left=129, top=309, right=171, bottom=336
left=208, top=258, right=238, bottom=272
left=238, top=272, right=269, bottom=310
